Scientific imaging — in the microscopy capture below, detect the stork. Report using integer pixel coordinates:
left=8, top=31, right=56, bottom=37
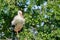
left=11, top=10, right=25, bottom=36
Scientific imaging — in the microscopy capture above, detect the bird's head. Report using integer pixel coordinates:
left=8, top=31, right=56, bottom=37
left=18, top=10, right=22, bottom=15
left=18, top=10, right=24, bottom=18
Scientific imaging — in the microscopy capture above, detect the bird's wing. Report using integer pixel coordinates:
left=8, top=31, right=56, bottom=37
left=11, top=15, right=18, bottom=25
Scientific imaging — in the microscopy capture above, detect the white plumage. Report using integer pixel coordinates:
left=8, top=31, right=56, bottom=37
left=11, top=10, right=25, bottom=35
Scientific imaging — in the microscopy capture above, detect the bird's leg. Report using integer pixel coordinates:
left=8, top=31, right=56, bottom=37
left=16, top=31, right=19, bottom=38
left=16, top=31, right=18, bottom=36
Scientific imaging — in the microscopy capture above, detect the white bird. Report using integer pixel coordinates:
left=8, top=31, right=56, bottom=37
left=11, top=10, right=25, bottom=35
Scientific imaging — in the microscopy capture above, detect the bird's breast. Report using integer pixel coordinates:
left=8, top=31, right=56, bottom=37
left=15, top=16, right=25, bottom=24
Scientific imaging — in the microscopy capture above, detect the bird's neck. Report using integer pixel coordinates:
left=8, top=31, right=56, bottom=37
left=18, top=14, right=24, bottom=18
left=21, top=14, right=24, bottom=18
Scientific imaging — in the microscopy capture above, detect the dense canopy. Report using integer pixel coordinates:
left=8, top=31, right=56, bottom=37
left=0, top=0, right=60, bottom=40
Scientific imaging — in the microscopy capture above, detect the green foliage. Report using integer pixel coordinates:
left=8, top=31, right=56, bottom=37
left=0, top=0, right=60, bottom=40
